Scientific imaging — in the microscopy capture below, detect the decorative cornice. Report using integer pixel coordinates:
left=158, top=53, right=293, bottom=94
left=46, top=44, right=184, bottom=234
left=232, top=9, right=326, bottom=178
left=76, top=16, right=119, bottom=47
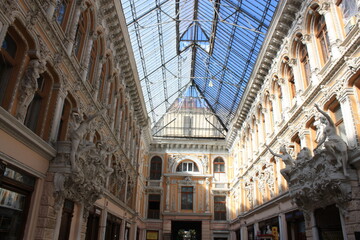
left=227, top=0, right=304, bottom=148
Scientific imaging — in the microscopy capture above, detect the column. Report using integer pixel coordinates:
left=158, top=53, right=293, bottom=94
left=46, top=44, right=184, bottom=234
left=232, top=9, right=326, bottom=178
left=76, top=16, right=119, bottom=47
left=278, top=213, right=288, bottom=240
left=319, top=3, right=342, bottom=59
left=310, top=211, right=320, bottom=240
left=165, top=176, right=170, bottom=211
left=81, top=31, right=97, bottom=81
left=338, top=88, right=358, bottom=149
left=49, top=88, right=67, bottom=142
left=278, top=78, right=291, bottom=121
left=119, top=219, right=126, bottom=240
left=99, top=210, right=108, bottom=240
left=240, top=226, right=247, bottom=240
left=301, top=34, right=320, bottom=85
left=205, top=178, right=210, bottom=212
left=46, top=0, right=57, bottom=19
left=254, top=222, right=260, bottom=238
left=299, top=129, right=311, bottom=149
left=66, top=0, right=85, bottom=55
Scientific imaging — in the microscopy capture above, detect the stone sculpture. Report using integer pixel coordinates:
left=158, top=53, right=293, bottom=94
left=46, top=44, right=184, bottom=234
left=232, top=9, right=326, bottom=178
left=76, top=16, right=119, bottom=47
left=266, top=144, right=294, bottom=181
left=69, top=109, right=105, bottom=172
left=314, top=104, right=348, bottom=176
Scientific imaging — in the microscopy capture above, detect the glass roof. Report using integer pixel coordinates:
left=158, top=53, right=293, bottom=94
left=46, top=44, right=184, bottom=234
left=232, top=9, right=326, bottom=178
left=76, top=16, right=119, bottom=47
left=121, top=0, right=279, bottom=135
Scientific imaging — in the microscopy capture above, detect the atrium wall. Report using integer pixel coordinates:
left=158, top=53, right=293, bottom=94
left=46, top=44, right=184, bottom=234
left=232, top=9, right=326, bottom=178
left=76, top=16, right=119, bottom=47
left=228, top=0, right=360, bottom=239
left=0, top=0, right=148, bottom=239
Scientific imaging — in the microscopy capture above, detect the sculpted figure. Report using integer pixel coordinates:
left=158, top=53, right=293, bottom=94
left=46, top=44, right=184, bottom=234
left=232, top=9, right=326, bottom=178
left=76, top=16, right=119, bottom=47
left=314, top=114, right=327, bottom=143
left=266, top=144, right=294, bottom=181
left=314, top=104, right=348, bottom=176
left=16, top=59, right=46, bottom=121
left=69, top=109, right=105, bottom=172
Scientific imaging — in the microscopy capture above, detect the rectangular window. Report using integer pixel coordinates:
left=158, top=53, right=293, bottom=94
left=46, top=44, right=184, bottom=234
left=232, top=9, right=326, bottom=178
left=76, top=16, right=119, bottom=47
left=147, top=194, right=161, bottom=219
left=0, top=164, right=35, bottom=240
left=214, top=196, right=226, bottom=220
left=181, top=186, right=193, bottom=210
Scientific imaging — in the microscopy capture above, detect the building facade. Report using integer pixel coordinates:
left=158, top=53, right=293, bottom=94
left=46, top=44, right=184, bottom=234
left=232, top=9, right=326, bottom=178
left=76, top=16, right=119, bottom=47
left=0, top=0, right=359, bottom=240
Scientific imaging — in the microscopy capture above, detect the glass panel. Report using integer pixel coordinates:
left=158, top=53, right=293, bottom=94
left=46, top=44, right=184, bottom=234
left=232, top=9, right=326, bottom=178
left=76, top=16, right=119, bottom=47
left=0, top=188, right=27, bottom=239
left=4, top=167, right=35, bottom=187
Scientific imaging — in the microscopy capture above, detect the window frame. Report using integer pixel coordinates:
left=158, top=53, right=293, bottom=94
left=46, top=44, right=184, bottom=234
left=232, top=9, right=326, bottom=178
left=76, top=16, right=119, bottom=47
left=181, top=186, right=193, bottom=210
left=214, top=195, right=227, bottom=221
left=213, top=157, right=225, bottom=173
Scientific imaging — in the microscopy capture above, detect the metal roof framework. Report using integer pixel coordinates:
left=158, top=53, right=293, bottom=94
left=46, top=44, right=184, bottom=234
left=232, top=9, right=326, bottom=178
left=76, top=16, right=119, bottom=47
left=121, top=0, right=279, bottom=137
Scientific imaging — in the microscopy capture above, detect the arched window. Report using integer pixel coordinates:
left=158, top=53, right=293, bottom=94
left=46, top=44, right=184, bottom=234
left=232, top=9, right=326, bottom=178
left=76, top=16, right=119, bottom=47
left=87, top=39, right=98, bottom=85
left=326, top=99, right=346, bottom=141
left=176, top=161, right=199, bottom=172
left=299, top=42, right=311, bottom=87
left=282, top=57, right=295, bottom=101
left=315, top=14, right=331, bottom=64
left=73, top=11, right=87, bottom=59
left=57, top=95, right=76, bottom=141
left=24, top=72, right=53, bottom=134
left=54, top=0, right=73, bottom=30
left=98, top=58, right=111, bottom=103
left=213, top=157, right=225, bottom=173
left=150, top=156, right=162, bottom=180
left=336, top=0, right=358, bottom=34
left=0, top=29, right=26, bottom=109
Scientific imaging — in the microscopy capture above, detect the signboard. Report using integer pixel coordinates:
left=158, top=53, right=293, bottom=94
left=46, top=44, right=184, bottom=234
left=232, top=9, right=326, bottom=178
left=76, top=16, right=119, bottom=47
left=272, top=227, right=279, bottom=240
left=147, top=231, right=159, bottom=240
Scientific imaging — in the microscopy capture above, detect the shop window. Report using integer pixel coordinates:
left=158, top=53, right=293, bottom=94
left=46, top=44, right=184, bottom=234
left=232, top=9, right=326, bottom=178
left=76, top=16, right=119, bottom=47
left=58, top=199, right=75, bottom=240
left=147, top=194, right=161, bottom=219
left=315, top=14, right=331, bottom=64
left=54, top=0, right=72, bottom=30
left=105, top=213, right=121, bottom=240
left=214, top=157, right=225, bottom=173
left=149, top=156, right=162, bottom=180
left=176, top=161, right=199, bottom=172
left=0, top=30, right=24, bottom=108
left=214, top=196, right=226, bottom=220
left=286, top=210, right=306, bottom=240
left=85, top=206, right=101, bottom=240
left=181, top=186, right=193, bottom=210
left=0, top=164, right=35, bottom=240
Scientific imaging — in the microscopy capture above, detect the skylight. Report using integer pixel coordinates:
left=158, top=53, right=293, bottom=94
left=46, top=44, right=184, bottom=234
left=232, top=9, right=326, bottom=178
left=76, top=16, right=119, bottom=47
left=121, top=0, right=279, bottom=137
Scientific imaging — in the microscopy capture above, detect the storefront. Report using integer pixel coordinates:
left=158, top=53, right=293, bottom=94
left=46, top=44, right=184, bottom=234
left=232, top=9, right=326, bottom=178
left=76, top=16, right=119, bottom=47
left=0, top=163, right=36, bottom=239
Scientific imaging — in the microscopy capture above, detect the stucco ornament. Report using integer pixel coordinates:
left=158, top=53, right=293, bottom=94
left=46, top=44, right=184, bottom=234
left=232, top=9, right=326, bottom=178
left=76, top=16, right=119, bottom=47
left=274, top=105, right=354, bottom=217
left=16, top=59, right=46, bottom=122
left=52, top=110, right=114, bottom=211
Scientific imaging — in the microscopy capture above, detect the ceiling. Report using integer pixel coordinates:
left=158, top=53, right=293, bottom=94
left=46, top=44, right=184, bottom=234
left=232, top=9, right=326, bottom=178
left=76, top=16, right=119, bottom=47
left=120, top=0, right=279, bottom=136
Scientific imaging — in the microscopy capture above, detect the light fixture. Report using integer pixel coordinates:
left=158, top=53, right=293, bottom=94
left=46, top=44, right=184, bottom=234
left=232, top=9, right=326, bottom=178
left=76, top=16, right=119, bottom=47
left=208, top=80, right=213, bottom=87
